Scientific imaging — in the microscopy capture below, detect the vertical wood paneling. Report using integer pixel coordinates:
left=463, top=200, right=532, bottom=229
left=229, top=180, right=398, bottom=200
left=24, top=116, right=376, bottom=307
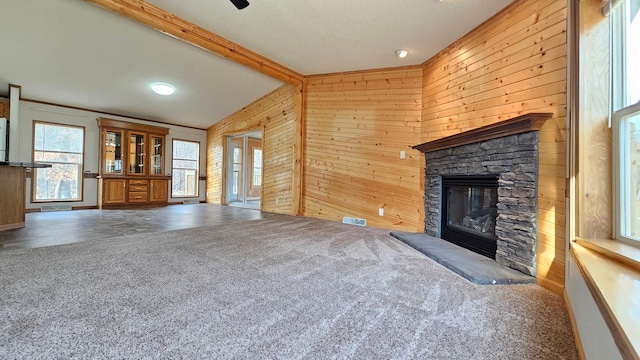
left=206, top=84, right=297, bottom=215
left=421, top=0, right=568, bottom=292
left=304, top=67, right=424, bottom=231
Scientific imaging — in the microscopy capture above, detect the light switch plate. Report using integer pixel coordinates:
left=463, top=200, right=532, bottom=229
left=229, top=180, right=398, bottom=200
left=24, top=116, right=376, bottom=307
left=400, top=151, right=406, bottom=159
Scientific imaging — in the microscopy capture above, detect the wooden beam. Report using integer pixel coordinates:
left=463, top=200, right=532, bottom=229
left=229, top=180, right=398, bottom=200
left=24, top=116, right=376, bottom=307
left=413, top=113, right=553, bottom=153
left=85, top=0, right=304, bottom=85
left=292, top=82, right=305, bottom=216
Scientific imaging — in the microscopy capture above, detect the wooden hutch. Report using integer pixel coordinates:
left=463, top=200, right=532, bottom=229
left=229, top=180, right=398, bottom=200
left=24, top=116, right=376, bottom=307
left=97, top=118, right=170, bottom=208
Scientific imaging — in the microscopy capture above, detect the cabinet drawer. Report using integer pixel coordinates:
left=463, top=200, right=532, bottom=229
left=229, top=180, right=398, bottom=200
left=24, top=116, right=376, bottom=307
left=129, top=179, right=148, bottom=186
left=129, top=185, right=147, bottom=192
left=128, top=192, right=148, bottom=202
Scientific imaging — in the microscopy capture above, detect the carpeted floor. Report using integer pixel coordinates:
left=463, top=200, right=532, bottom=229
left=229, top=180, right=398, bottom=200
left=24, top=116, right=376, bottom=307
left=0, top=214, right=577, bottom=359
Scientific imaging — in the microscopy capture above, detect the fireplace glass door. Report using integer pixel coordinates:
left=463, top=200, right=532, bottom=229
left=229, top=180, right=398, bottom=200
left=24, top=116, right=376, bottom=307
left=441, top=176, right=498, bottom=259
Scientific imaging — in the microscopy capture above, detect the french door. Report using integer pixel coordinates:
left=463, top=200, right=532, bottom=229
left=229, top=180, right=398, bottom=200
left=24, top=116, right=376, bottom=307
left=226, top=132, right=262, bottom=209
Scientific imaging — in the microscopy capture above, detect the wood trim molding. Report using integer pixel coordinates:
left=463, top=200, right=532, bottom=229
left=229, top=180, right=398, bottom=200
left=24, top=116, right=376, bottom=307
left=576, top=237, right=640, bottom=272
left=535, top=276, right=563, bottom=295
left=571, top=244, right=640, bottom=360
left=8, top=84, right=22, bottom=99
left=412, top=113, right=553, bottom=153
left=0, top=222, right=25, bottom=231
left=24, top=98, right=206, bottom=131
left=292, top=83, right=304, bottom=216
left=84, top=0, right=304, bottom=85
left=97, top=117, right=170, bottom=134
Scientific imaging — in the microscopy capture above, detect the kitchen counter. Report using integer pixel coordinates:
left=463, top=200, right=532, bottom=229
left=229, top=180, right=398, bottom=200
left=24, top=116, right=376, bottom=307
left=0, top=161, right=52, bottom=168
left=0, top=162, right=51, bottom=231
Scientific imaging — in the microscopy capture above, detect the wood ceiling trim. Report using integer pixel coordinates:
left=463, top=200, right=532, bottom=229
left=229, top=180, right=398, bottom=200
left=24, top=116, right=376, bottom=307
left=85, top=0, right=304, bottom=85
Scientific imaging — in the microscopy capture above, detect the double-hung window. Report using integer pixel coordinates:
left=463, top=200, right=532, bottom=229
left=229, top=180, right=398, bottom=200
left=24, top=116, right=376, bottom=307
left=612, top=0, right=640, bottom=244
left=32, top=121, right=85, bottom=202
left=171, top=139, right=199, bottom=197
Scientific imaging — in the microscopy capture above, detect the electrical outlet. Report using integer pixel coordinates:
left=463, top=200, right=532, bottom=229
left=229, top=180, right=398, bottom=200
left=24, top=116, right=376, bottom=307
left=379, top=208, right=384, bottom=216
left=400, top=151, right=406, bottom=159
left=276, top=198, right=279, bottom=204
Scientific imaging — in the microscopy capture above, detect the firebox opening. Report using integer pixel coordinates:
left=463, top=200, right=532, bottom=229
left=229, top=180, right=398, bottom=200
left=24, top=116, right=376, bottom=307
left=441, top=175, right=499, bottom=259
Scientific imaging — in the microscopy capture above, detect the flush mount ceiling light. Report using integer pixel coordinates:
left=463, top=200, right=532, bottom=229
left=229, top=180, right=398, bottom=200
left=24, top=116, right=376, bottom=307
left=395, top=49, right=409, bottom=59
left=230, top=0, right=249, bottom=9
left=151, top=83, right=175, bottom=96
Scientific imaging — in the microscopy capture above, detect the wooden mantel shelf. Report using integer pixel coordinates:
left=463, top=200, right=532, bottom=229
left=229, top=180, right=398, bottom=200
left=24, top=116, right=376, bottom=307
left=412, top=113, right=553, bottom=153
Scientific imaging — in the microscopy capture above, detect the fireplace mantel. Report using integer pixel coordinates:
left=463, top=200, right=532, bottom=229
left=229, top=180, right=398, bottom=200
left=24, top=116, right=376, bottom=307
left=412, top=113, right=552, bottom=153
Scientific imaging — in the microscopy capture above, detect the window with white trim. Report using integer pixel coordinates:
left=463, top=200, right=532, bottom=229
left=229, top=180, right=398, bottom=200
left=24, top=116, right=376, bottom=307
left=32, top=121, right=84, bottom=202
left=171, top=139, right=199, bottom=197
left=612, top=0, right=640, bottom=243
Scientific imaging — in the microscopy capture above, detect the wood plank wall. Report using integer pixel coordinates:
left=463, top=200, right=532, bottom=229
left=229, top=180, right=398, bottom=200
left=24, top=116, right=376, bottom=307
left=421, top=0, right=568, bottom=292
left=303, top=67, right=424, bottom=232
left=206, top=84, right=298, bottom=215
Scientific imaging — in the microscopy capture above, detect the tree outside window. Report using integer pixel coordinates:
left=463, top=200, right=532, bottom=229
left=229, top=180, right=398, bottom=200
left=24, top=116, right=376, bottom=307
left=32, top=122, right=84, bottom=202
left=172, top=140, right=199, bottom=197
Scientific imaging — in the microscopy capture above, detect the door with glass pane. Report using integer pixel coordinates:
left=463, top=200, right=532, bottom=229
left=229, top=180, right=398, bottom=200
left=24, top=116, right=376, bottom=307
left=102, top=128, right=124, bottom=175
left=149, top=135, right=164, bottom=176
left=226, top=132, right=261, bottom=209
left=247, top=137, right=262, bottom=198
left=127, top=131, right=146, bottom=175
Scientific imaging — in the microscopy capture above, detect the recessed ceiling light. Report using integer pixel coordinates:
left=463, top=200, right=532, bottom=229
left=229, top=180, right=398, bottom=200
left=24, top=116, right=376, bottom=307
left=395, top=49, right=409, bottom=59
left=151, top=83, right=175, bottom=96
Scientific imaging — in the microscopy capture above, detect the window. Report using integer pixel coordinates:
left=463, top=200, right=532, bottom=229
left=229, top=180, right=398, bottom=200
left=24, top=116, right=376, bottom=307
left=172, top=140, right=199, bottom=197
left=613, top=0, right=640, bottom=243
left=32, top=121, right=84, bottom=202
left=253, top=148, right=262, bottom=186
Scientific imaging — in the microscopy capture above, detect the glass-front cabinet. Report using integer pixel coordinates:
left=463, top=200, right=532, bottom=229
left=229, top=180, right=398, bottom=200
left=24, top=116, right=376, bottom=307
left=97, top=118, right=169, bottom=209
left=150, top=135, right=164, bottom=176
left=102, top=129, right=124, bottom=175
left=128, top=132, right=146, bottom=175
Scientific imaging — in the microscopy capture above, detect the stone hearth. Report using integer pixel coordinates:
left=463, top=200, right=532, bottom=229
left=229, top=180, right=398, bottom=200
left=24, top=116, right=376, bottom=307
left=413, top=113, right=552, bottom=276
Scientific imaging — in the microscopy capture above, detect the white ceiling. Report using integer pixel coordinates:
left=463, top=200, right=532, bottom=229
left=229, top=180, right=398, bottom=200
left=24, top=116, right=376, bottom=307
left=0, top=0, right=513, bottom=129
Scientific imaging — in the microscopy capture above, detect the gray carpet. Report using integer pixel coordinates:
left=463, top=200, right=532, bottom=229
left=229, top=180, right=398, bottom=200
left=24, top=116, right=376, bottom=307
left=0, top=214, right=577, bottom=359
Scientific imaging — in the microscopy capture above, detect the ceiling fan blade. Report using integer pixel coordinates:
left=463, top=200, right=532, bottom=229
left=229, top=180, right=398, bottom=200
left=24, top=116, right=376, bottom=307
left=230, top=0, right=249, bottom=10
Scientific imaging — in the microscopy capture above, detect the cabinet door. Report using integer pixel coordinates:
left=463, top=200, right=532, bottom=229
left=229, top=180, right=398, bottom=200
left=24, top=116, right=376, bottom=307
left=102, top=129, right=124, bottom=175
left=149, top=179, right=168, bottom=202
left=103, top=179, right=126, bottom=204
left=149, top=135, right=164, bottom=176
left=127, top=132, right=146, bottom=175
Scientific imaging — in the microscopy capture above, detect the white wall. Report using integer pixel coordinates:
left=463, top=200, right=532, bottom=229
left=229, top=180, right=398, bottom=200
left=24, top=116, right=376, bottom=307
left=565, top=254, right=622, bottom=360
left=17, top=101, right=208, bottom=209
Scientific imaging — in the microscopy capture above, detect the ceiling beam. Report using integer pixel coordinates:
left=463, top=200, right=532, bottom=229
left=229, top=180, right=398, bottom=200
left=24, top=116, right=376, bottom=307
left=84, top=0, right=304, bottom=85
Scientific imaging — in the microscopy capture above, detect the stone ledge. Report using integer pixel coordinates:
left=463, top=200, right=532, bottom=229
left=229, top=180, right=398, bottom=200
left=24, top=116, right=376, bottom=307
left=390, top=231, right=536, bottom=285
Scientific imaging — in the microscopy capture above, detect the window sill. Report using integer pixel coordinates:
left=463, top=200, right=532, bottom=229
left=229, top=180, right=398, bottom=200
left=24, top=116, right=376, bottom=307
left=575, top=237, right=640, bottom=271
left=571, top=238, right=640, bottom=360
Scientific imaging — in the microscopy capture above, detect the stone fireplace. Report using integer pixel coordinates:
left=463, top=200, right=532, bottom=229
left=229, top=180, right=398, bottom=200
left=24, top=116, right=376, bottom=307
left=440, top=175, right=499, bottom=259
left=413, top=113, right=552, bottom=276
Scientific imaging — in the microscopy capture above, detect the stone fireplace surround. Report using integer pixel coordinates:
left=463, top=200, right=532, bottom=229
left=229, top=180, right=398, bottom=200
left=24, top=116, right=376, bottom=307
left=413, top=113, right=552, bottom=276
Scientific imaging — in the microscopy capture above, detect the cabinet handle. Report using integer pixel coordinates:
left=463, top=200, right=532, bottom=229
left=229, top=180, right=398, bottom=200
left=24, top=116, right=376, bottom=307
left=135, top=196, right=141, bottom=199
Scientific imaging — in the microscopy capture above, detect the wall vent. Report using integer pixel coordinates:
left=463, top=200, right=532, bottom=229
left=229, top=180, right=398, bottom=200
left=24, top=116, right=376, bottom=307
left=41, top=204, right=72, bottom=212
left=182, top=199, right=200, bottom=205
left=342, top=216, right=367, bottom=226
